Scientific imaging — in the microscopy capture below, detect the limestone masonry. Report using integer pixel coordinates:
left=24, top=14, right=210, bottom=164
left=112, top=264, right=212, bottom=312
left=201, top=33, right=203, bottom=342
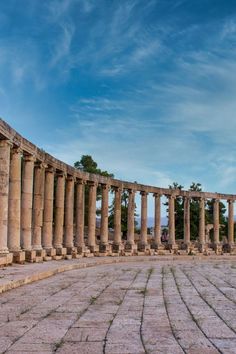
left=0, top=118, right=235, bottom=266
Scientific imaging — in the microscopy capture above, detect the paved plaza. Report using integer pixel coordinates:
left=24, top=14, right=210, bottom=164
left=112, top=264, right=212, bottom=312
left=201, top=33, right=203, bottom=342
left=0, top=259, right=236, bottom=353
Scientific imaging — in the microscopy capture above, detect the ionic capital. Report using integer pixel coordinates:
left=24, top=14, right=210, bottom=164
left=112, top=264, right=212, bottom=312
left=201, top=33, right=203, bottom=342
left=140, top=191, right=148, bottom=196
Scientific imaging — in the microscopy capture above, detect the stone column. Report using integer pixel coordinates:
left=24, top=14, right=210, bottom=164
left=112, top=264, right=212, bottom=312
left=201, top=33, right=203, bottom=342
left=139, top=191, right=149, bottom=251
left=75, top=179, right=85, bottom=253
left=21, top=155, right=35, bottom=258
left=213, top=198, right=221, bottom=252
left=198, top=197, right=206, bottom=252
left=32, top=162, right=46, bottom=256
left=53, top=172, right=66, bottom=256
left=0, top=140, right=11, bottom=256
left=8, top=147, right=25, bottom=263
left=113, top=186, right=122, bottom=251
left=126, top=189, right=136, bottom=252
left=184, top=197, right=190, bottom=248
left=87, top=181, right=97, bottom=252
left=42, top=167, right=55, bottom=257
left=228, top=199, right=234, bottom=248
left=153, top=193, right=162, bottom=249
left=64, top=175, right=75, bottom=254
left=168, top=195, right=176, bottom=249
left=100, top=184, right=110, bottom=253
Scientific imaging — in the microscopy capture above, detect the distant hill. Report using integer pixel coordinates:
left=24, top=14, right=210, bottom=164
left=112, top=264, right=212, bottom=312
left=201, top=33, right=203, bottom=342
left=136, top=216, right=168, bottom=227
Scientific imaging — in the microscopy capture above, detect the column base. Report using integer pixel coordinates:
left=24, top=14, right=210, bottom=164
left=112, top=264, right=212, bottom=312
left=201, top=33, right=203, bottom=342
left=88, top=245, right=99, bottom=255
left=12, top=251, right=25, bottom=264
left=124, top=242, right=137, bottom=255
left=167, top=243, right=179, bottom=254
left=229, top=244, right=236, bottom=254
left=151, top=242, right=164, bottom=250
left=45, top=248, right=56, bottom=257
left=198, top=243, right=208, bottom=254
left=66, top=247, right=80, bottom=258
left=56, top=247, right=67, bottom=257
left=25, top=250, right=37, bottom=263
left=112, top=243, right=124, bottom=254
left=99, top=243, right=111, bottom=255
left=213, top=243, right=223, bottom=255
left=0, top=253, right=13, bottom=267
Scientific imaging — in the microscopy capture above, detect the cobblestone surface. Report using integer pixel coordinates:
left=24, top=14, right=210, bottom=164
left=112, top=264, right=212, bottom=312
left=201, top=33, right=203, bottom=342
left=1, top=259, right=236, bottom=353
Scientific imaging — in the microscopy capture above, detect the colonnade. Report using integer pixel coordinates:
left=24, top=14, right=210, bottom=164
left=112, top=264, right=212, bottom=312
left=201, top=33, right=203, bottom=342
left=0, top=119, right=235, bottom=265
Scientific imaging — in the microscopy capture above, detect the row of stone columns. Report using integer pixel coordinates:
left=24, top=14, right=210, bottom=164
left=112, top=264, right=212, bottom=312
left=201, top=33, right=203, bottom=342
left=0, top=139, right=235, bottom=264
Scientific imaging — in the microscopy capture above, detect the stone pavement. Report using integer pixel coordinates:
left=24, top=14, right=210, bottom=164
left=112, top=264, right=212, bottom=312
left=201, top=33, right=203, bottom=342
left=1, top=257, right=236, bottom=353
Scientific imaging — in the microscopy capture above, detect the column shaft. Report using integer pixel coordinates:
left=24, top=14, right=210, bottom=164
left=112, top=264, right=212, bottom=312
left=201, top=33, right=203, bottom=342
left=100, top=184, right=109, bottom=245
left=75, top=180, right=85, bottom=248
left=87, top=182, right=97, bottom=248
left=213, top=199, right=220, bottom=244
left=140, top=191, right=148, bottom=245
left=168, top=195, right=175, bottom=245
left=32, top=163, right=45, bottom=250
left=8, top=148, right=22, bottom=251
left=64, top=176, right=74, bottom=248
left=228, top=200, right=234, bottom=245
left=154, top=193, right=161, bottom=246
left=199, top=198, right=205, bottom=245
left=127, top=189, right=135, bottom=245
left=42, top=168, right=54, bottom=249
left=184, top=197, right=190, bottom=245
left=54, top=173, right=65, bottom=248
left=21, top=155, right=35, bottom=250
left=114, top=187, right=122, bottom=245
left=0, top=140, right=11, bottom=254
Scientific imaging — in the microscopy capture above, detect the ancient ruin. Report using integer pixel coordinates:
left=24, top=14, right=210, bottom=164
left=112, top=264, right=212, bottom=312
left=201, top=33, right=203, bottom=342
left=0, top=118, right=235, bottom=267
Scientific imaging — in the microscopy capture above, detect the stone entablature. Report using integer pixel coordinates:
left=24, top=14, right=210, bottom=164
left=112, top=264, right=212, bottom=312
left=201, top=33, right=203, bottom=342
left=0, top=117, right=236, bottom=265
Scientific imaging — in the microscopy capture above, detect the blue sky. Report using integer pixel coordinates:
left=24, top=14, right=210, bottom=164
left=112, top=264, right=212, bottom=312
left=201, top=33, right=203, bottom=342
left=1, top=0, right=236, bottom=201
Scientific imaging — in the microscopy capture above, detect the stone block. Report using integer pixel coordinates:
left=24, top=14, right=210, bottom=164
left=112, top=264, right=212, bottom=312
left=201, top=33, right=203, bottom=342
left=46, top=248, right=56, bottom=257
left=0, top=253, right=13, bottom=266
left=13, top=251, right=25, bottom=264
left=25, top=250, right=36, bottom=263
left=56, top=248, right=67, bottom=256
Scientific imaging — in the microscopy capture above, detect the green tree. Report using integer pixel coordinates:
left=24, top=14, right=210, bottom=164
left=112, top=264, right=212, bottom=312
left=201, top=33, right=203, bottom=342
left=74, top=155, right=114, bottom=225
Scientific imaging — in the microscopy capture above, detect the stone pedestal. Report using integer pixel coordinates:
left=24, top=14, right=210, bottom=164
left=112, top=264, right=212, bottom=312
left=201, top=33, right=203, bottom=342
left=124, top=242, right=137, bottom=255
left=56, top=247, right=67, bottom=257
left=0, top=253, right=13, bottom=266
left=25, top=250, right=36, bottom=262
left=99, top=243, right=111, bottom=254
left=112, top=242, right=124, bottom=254
left=13, top=251, right=25, bottom=264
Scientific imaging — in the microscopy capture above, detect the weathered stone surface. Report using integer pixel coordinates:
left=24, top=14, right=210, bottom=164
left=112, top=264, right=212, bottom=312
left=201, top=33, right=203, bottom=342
left=0, top=258, right=236, bottom=353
